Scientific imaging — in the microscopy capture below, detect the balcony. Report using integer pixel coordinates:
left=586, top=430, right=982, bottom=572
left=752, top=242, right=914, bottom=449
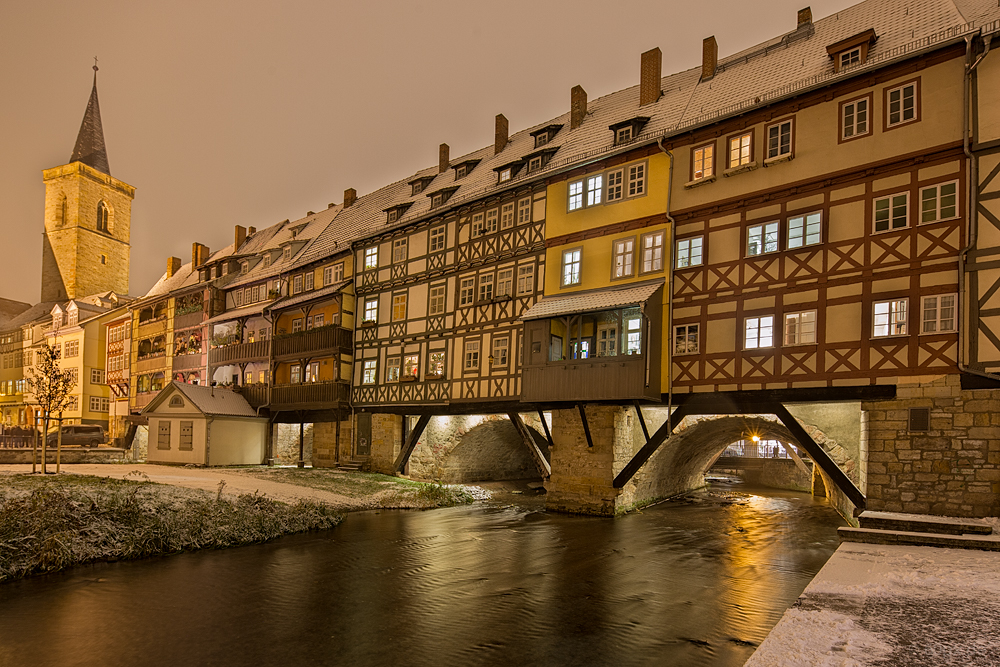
left=136, top=317, right=167, bottom=339
left=171, top=353, right=205, bottom=372
left=135, top=353, right=168, bottom=374
left=273, top=326, right=352, bottom=361
left=234, top=383, right=269, bottom=409
left=271, top=381, right=350, bottom=410
left=208, top=340, right=270, bottom=367
left=173, top=310, right=205, bottom=331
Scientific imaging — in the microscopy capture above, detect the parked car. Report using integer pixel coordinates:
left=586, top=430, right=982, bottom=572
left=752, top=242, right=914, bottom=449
left=45, top=425, right=106, bottom=447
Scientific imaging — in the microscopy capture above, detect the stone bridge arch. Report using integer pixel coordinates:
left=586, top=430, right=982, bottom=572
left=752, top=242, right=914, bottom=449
left=625, top=413, right=856, bottom=515
left=407, top=414, right=549, bottom=483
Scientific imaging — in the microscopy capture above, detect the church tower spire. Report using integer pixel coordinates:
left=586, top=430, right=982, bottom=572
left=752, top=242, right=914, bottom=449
left=69, top=62, right=111, bottom=175
left=40, top=63, right=134, bottom=302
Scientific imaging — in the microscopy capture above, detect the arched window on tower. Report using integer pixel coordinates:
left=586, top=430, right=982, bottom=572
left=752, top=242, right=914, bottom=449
left=97, top=201, right=110, bottom=233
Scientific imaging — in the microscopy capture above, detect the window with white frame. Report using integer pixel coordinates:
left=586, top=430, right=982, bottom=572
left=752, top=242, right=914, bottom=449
left=675, top=236, right=702, bottom=268
left=363, top=298, right=378, bottom=323
left=517, top=197, right=531, bottom=224
left=305, top=361, right=319, bottom=383
left=499, top=167, right=512, bottom=182
left=492, top=337, right=509, bottom=367
left=429, top=285, right=446, bottom=315
left=625, top=314, right=642, bottom=354
left=628, top=163, right=646, bottom=197
left=497, top=269, right=513, bottom=297
left=612, top=238, right=634, bottom=279
left=430, top=193, right=444, bottom=208
left=403, top=354, right=419, bottom=380
left=606, top=169, right=624, bottom=202
left=784, top=310, right=817, bottom=345
left=615, top=126, right=633, bottom=144
left=393, top=238, right=407, bottom=263
left=293, top=274, right=303, bottom=294
left=471, top=212, right=485, bottom=237
left=479, top=274, right=495, bottom=301
left=65, top=341, right=80, bottom=358
left=392, top=294, right=407, bottom=321
left=747, top=222, right=779, bottom=256
left=517, top=265, right=535, bottom=295
left=787, top=212, right=822, bottom=248
left=240, top=261, right=249, bottom=275
left=640, top=231, right=664, bottom=273
left=693, top=144, right=714, bottom=180
left=485, top=209, right=499, bottom=234
left=263, top=254, right=272, bottom=269
left=290, top=364, right=302, bottom=383
left=586, top=175, right=603, bottom=207
left=729, top=132, right=752, bottom=168
left=766, top=120, right=793, bottom=159
left=500, top=203, right=515, bottom=230
left=362, top=359, right=377, bottom=384
left=90, top=368, right=105, bottom=385
left=313, top=314, right=325, bottom=328
left=874, top=193, right=909, bottom=232
left=886, top=82, right=917, bottom=127
left=568, top=180, right=584, bottom=211
left=464, top=340, right=480, bottom=370
left=292, top=318, right=303, bottom=333
left=745, top=315, right=775, bottom=349
left=562, top=249, right=582, bottom=286
left=387, top=208, right=401, bottom=224
left=840, top=47, right=861, bottom=69
left=364, top=246, right=378, bottom=270
left=460, top=278, right=476, bottom=306
left=430, top=226, right=446, bottom=251
left=527, top=156, right=543, bottom=172
left=921, top=294, right=956, bottom=333
left=304, top=272, right=314, bottom=291
left=66, top=396, right=79, bottom=411
left=283, top=246, right=292, bottom=262
left=842, top=97, right=870, bottom=139
left=920, top=181, right=958, bottom=224
left=428, top=351, right=445, bottom=377
left=383, top=356, right=401, bottom=383
left=674, top=324, right=699, bottom=354
left=873, top=299, right=908, bottom=337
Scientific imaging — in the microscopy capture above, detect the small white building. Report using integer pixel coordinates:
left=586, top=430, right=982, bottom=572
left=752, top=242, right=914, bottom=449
left=142, top=381, right=267, bottom=466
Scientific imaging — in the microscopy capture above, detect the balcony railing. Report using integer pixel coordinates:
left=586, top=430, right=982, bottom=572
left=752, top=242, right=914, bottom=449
left=273, top=326, right=352, bottom=360
left=233, top=383, right=269, bottom=409
left=173, top=310, right=205, bottom=331
left=171, top=353, right=205, bottom=371
left=271, top=381, right=350, bottom=410
left=208, top=340, right=271, bottom=367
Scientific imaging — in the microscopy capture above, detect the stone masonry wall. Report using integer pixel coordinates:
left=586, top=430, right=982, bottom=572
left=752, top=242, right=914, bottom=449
left=368, top=413, right=402, bottom=474
left=863, top=374, right=1000, bottom=518
left=274, top=423, right=313, bottom=466
left=311, top=419, right=353, bottom=468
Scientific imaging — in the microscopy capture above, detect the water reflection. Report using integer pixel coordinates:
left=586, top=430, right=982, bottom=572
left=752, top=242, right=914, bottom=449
left=0, top=482, right=843, bottom=667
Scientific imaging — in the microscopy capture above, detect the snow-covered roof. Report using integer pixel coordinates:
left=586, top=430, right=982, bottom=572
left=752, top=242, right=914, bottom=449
left=142, top=381, right=261, bottom=418
left=521, top=281, right=664, bottom=321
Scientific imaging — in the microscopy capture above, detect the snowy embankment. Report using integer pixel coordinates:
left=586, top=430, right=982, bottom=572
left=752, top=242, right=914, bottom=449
left=745, top=539, right=1000, bottom=666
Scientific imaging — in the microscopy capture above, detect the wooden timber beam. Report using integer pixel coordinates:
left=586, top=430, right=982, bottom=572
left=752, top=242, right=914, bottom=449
left=577, top=404, right=594, bottom=448
left=537, top=409, right=555, bottom=451
left=633, top=400, right=650, bottom=441
left=770, top=402, right=866, bottom=511
left=508, top=413, right=551, bottom=478
left=613, top=403, right=692, bottom=489
left=393, top=414, right=431, bottom=474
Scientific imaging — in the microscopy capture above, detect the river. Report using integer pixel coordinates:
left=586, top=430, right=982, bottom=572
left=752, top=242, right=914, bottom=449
left=0, top=481, right=844, bottom=667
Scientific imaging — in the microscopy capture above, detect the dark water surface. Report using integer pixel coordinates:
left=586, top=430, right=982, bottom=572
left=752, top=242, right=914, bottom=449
left=0, top=483, right=844, bottom=667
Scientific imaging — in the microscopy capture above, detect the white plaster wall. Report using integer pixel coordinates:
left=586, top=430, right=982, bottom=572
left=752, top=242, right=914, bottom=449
left=208, top=417, right=268, bottom=466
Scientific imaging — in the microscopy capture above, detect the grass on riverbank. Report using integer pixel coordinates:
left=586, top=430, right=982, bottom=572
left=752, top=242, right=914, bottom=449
left=0, top=473, right=342, bottom=583
left=228, top=467, right=475, bottom=509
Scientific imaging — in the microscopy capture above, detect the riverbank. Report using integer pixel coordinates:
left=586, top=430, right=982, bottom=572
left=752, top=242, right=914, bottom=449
left=745, top=541, right=1000, bottom=666
left=0, top=466, right=476, bottom=583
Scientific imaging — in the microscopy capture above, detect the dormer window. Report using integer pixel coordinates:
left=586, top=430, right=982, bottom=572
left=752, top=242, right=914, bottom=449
left=263, top=254, right=271, bottom=268
left=388, top=209, right=400, bottom=223
left=451, top=159, right=480, bottom=181
left=494, top=159, right=526, bottom=185
left=67, top=306, right=78, bottom=326
left=827, top=29, right=877, bottom=73
left=282, top=246, right=292, bottom=262
left=530, top=124, right=562, bottom=149
left=528, top=156, right=543, bottom=172
left=427, top=187, right=458, bottom=209
left=240, top=261, right=249, bottom=275
left=412, top=181, right=424, bottom=196
left=383, top=202, right=413, bottom=224
left=409, top=176, right=435, bottom=196
left=609, top=117, right=650, bottom=146
left=499, top=168, right=512, bottom=182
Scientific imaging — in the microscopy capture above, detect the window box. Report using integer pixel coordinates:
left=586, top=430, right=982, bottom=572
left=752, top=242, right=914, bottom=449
left=360, top=320, right=376, bottom=328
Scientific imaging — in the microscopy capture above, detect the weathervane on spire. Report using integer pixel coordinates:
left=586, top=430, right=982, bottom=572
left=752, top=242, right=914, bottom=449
left=93, top=56, right=98, bottom=72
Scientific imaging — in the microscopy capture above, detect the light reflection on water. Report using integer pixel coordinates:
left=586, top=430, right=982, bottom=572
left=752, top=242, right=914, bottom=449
left=0, top=482, right=844, bottom=667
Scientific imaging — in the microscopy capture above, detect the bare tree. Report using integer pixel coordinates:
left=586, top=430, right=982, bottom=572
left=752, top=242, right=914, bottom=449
left=26, top=342, right=76, bottom=474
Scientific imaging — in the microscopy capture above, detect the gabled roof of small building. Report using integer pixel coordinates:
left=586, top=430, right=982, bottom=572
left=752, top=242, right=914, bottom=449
left=142, top=381, right=261, bottom=418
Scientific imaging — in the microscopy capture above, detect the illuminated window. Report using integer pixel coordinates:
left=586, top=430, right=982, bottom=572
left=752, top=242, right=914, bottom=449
left=364, top=246, right=378, bottom=270
left=692, top=144, right=714, bottom=180
left=403, top=354, right=419, bottom=380
left=625, top=315, right=642, bottom=354
left=568, top=180, right=584, bottom=211
left=784, top=310, right=816, bottom=345
left=427, top=351, right=445, bottom=377
left=387, top=357, right=400, bottom=382
left=363, top=298, right=378, bottom=323
left=745, top=315, right=775, bottom=349
left=586, top=175, right=603, bottom=206
left=392, top=294, right=407, bottom=321
left=747, top=222, right=779, bottom=256
left=562, top=249, right=581, bottom=286
left=362, top=360, right=377, bottom=384
left=728, top=132, right=752, bottom=168
left=873, top=299, right=908, bottom=337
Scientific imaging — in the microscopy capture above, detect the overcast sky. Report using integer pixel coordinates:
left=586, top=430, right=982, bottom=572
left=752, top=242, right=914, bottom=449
left=0, top=0, right=857, bottom=305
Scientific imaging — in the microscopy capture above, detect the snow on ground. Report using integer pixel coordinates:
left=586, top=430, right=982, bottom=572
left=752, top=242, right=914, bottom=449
left=746, top=542, right=1000, bottom=666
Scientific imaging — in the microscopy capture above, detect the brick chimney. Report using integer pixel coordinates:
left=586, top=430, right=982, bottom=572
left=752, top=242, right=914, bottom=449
left=248, top=226, right=256, bottom=236
left=439, top=143, right=450, bottom=173
left=166, top=257, right=182, bottom=278
left=702, top=36, right=718, bottom=82
left=344, top=188, right=357, bottom=208
left=797, top=6, right=812, bottom=27
left=495, top=114, right=509, bottom=155
left=571, top=85, right=588, bottom=130
left=192, top=243, right=209, bottom=268
left=640, top=48, right=662, bottom=106
left=234, top=225, right=247, bottom=251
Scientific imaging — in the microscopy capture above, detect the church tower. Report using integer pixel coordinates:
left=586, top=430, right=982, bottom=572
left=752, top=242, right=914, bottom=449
left=41, top=65, right=134, bottom=302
